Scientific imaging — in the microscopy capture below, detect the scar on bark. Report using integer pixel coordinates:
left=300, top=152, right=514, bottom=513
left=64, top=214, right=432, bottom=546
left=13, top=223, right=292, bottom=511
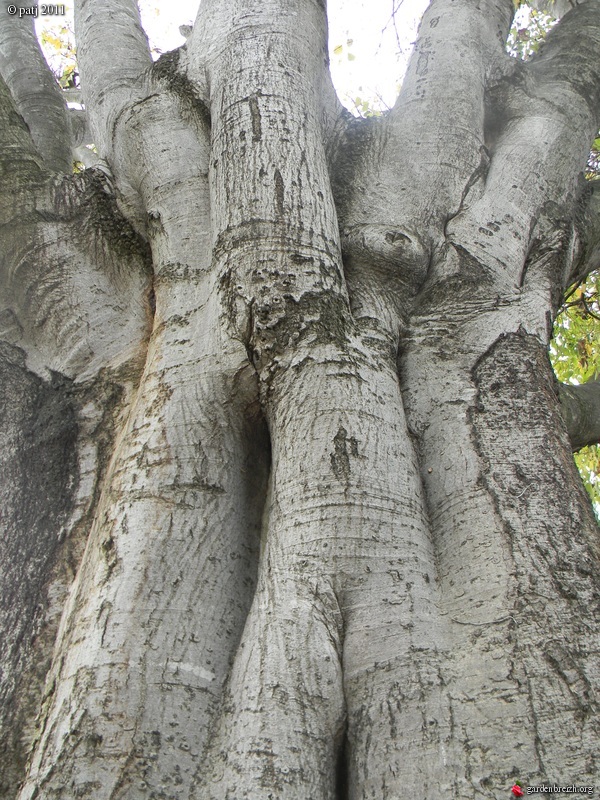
left=248, top=95, right=262, bottom=141
left=330, top=425, right=360, bottom=480
left=274, top=168, right=284, bottom=217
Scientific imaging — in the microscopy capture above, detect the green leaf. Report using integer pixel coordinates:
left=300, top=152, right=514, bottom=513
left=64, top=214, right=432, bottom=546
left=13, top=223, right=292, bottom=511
left=550, top=268, right=600, bottom=513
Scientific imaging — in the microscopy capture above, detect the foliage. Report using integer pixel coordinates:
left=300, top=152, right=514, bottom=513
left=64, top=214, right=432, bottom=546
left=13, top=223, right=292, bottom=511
left=553, top=274, right=600, bottom=384
left=587, top=136, right=600, bottom=180
left=332, top=38, right=356, bottom=61
left=550, top=273, right=600, bottom=512
left=38, top=22, right=78, bottom=88
left=506, top=6, right=556, bottom=59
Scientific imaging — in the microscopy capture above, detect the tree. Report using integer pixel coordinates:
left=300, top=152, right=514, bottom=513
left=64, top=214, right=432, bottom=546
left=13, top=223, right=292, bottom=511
left=1, top=0, right=599, bottom=797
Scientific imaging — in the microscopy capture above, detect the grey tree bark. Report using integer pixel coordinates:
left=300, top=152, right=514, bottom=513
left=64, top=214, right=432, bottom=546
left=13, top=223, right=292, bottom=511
left=0, top=0, right=599, bottom=798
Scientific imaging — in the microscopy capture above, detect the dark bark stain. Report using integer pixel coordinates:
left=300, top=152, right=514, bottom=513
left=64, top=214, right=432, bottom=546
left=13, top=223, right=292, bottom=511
left=290, top=252, right=313, bottom=265
left=152, top=49, right=212, bottom=131
left=416, top=52, right=429, bottom=77
left=147, top=285, right=156, bottom=318
left=0, top=345, right=79, bottom=796
left=101, top=534, right=117, bottom=579
left=249, top=95, right=262, bottom=142
left=147, top=209, right=164, bottom=238
left=330, top=426, right=359, bottom=480
left=335, top=730, right=349, bottom=798
left=274, top=169, right=285, bottom=218
left=385, top=230, right=410, bottom=245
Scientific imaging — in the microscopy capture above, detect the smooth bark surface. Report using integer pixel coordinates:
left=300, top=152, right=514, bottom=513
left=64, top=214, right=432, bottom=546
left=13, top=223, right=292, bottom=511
left=0, top=8, right=70, bottom=172
left=1, top=0, right=599, bottom=798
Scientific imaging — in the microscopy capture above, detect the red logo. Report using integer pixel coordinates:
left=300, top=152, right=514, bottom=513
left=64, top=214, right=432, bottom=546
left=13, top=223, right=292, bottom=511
left=511, top=784, right=524, bottom=797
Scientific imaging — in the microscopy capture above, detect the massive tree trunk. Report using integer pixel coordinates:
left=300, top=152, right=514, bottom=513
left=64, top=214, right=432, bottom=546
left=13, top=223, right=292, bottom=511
left=1, top=0, right=599, bottom=798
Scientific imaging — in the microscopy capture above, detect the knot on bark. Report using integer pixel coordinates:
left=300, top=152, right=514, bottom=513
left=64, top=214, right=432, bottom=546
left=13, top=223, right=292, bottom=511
left=341, top=223, right=430, bottom=287
left=340, top=223, right=430, bottom=334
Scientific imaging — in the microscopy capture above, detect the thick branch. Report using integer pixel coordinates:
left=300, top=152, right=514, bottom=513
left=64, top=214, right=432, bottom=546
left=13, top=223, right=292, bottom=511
left=334, top=0, right=514, bottom=336
left=186, top=5, right=449, bottom=800
left=571, top=179, right=600, bottom=284
left=71, top=0, right=213, bottom=245
left=529, top=0, right=600, bottom=120
left=0, top=5, right=71, bottom=172
left=0, top=71, right=44, bottom=193
left=559, top=377, right=600, bottom=450
left=529, top=0, right=576, bottom=17
left=190, top=0, right=347, bottom=366
left=1, top=64, right=152, bottom=381
left=74, top=0, right=151, bottom=156
left=16, top=26, right=233, bottom=800
left=388, top=0, right=514, bottom=230
left=0, top=170, right=152, bottom=382
left=443, top=0, right=600, bottom=294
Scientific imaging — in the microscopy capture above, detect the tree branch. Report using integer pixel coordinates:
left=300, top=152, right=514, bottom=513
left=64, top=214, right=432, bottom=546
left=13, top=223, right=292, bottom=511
left=333, top=0, right=514, bottom=336
left=1, top=72, right=151, bottom=383
left=1, top=64, right=152, bottom=381
left=440, top=1, right=600, bottom=296
left=559, top=377, right=600, bottom=450
left=0, top=169, right=152, bottom=382
left=528, top=0, right=600, bottom=120
left=0, top=5, right=71, bottom=172
left=570, top=178, right=600, bottom=284
left=386, top=0, right=515, bottom=234
left=529, top=0, right=578, bottom=18
left=0, top=70, right=44, bottom=191
left=74, top=0, right=151, bottom=155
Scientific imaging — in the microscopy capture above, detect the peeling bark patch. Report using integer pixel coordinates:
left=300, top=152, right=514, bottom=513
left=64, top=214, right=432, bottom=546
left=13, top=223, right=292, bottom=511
left=330, top=425, right=359, bottom=480
left=248, top=95, right=262, bottom=141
